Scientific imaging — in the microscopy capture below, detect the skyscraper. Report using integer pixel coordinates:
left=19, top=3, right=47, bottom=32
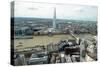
left=53, top=7, right=56, bottom=29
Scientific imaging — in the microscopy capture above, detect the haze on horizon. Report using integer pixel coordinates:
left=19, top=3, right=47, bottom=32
left=12, top=1, right=98, bottom=21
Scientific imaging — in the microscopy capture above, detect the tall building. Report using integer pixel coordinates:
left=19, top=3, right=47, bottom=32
left=53, top=7, right=56, bottom=29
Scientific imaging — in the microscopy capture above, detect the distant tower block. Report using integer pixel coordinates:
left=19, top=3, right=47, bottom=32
left=53, top=7, right=56, bottom=29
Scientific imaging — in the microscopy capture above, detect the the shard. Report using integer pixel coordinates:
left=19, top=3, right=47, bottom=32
left=53, top=7, right=56, bottom=29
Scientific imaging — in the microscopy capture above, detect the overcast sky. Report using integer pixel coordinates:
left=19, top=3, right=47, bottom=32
left=14, top=1, right=97, bottom=21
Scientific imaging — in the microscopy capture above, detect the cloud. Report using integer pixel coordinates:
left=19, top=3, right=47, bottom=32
left=14, top=1, right=97, bottom=21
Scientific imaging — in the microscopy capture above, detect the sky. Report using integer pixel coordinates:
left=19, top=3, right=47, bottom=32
left=13, top=1, right=98, bottom=21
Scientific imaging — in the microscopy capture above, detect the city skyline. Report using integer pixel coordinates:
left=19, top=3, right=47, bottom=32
left=13, top=1, right=98, bottom=21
